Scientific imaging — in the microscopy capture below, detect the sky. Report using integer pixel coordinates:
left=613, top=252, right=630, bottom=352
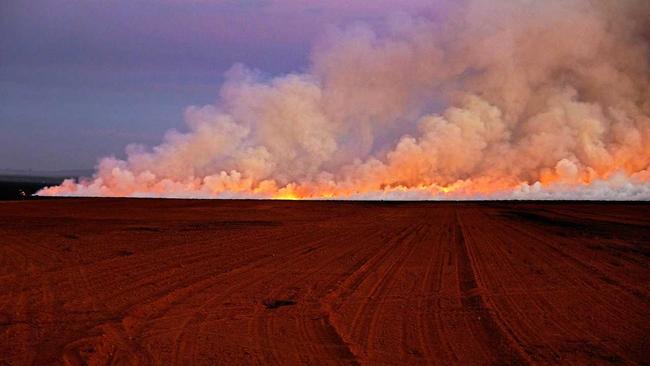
left=0, top=0, right=431, bottom=171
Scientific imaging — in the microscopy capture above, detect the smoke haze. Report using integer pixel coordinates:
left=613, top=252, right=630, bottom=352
left=39, top=0, right=650, bottom=199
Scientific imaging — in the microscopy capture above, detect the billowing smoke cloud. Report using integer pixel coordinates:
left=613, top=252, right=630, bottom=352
left=39, top=0, right=650, bottom=200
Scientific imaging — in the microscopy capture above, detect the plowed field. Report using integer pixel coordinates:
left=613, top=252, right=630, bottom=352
left=1, top=199, right=648, bottom=365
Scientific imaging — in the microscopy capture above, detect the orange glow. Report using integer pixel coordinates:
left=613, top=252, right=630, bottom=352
left=38, top=168, right=650, bottom=200
left=274, top=193, right=299, bottom=200
left=273, top=187, right=300, bottom=200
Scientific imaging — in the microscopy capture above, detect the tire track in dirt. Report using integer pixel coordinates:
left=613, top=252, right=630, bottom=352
left=1, top=200, right=648, bottom=365
left=10, top=216, right=317, bottom=364
left=169, top=231, right=363, bottom=364
left=318, top=221, right=420, bottom=363
left=407, top=209, right=450, bottom=363
left=475, top=207, right=649, bottom=363
left=120, top=228, right=342, bottom=364
left=316, top=206, right=529, bottom=365
left=344, top=224, right=427, bottom=357
left=454, top=208, right=531, bottom=365
left=165, top=219, right=390, bottom=365
left=458, top=208, right=576, bottom=363
left=59, top=224, right=332, bottom=364
left=246, top=226, right=392, bottom=365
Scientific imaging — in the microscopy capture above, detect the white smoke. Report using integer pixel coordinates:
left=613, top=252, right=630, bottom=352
left=39, top=0, right=650, bottom=200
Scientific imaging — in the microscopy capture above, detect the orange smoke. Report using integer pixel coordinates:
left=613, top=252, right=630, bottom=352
left=38, top=0, right=650, bottom=200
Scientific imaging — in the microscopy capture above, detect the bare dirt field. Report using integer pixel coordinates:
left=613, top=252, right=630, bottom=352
left=0, top=199, right=648, bottom=365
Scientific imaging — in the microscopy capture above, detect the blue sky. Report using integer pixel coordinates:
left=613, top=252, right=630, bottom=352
left=0, top=0, right=429, bottom=171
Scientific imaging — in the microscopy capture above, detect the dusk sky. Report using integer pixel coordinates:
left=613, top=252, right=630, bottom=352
left=0, top=0, right=430, bottom=171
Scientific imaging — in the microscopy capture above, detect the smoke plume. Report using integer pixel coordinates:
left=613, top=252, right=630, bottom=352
left=39, top=0, right=650, bottom=199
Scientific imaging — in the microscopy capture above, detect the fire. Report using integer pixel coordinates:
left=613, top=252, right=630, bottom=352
left=35, top=0, right=650, bottom=201
left=273, top=185, right=300, bottom=200
left=273, top=192, right=300, bottom=200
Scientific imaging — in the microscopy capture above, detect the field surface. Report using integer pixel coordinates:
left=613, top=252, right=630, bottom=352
left=0, top=199, right=648, bottom=365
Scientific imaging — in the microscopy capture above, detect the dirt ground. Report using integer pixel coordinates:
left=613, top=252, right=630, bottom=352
left=0, top=199, right=648, bottom=365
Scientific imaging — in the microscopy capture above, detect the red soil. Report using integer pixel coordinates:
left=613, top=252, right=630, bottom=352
left=0, top=199, right=648, bottom=365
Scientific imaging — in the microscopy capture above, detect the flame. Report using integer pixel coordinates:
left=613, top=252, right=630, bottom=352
left=273, top=192, right=300, bottom=200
